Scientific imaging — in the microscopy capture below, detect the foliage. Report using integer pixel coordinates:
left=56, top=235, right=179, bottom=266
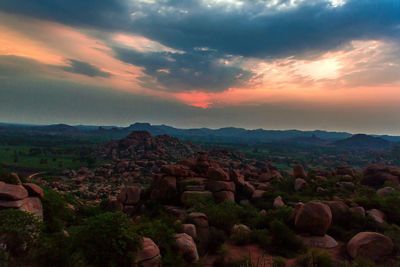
left=71, top=212, right=141, bottom=267
left=41, top=189, right=74, bottom=233
left=273, top=257, right=287, bottom=267
left=30, top=232, right=72, bottom=267
left=269, top=219, right=304, bottom=257
left=195, top=201, right=265, bottom=231
left=296, top=249, right=333, bottom=267
left=250, top=229, right=272, bottom=250
left=133, top=216, right=184, bottom=267
left=209, top=226, right=228, bottom=253
left=0, top=209, right=42, bottom=256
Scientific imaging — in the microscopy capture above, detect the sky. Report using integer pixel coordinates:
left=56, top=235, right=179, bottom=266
left=0, top=0, right=400, bottom=134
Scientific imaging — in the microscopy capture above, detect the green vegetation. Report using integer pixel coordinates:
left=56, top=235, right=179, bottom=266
left=296, top=249, right=333, bottom=267
left=0, top=209, right=42, bottom=257
left=72, top=212, right=141, bottom=267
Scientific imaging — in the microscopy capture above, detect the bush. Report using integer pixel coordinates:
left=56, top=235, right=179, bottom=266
left=250, top=229, right=272, bottom=250
left=296, top=249, right=333, bottom=267
left=133, top=216, right=184, bottom=267
left=195, top=201, right=265, bottom=231
left=230, top=228, right=251, bottom=245
left=42, top=189, right=74, bottom=233
left=273, top=257, right=286, bottom=267
left=341, top=257, right=377, bottom=267
left=31, top=232, right=71, bottom=267
left=270, top=220, right=304, bottom=257
left=72, top=212, right=141, bottom=267
left=208, top=227, right=228, bottom=253
left=0, top=209, right=42, bottom=256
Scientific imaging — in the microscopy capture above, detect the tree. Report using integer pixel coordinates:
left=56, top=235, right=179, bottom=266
left=72, top=212, right=141, bottom=267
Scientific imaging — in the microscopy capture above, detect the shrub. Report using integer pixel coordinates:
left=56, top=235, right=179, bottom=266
left=31, top=232, right=71, bottom=267
left=296, top=249, right=333, bottom=267
left=0, top=209, right=42, bottom=256
left=269, top=220, right=304, bottom=257
left=384, top=224, right=400, bottom=255
left=133, top=216, right=184, bottom=267
left=250, top=229, right=271, bottom=250
left=72, top=212, right=141, bottom=267
left=41, top=189, right=74, bottom=233
left=230, top=228, right=251, bottom=245
left=273, top=257, right=286, bottom=267
left=195, top=201, right=265, bottom=231
left=208, top=226, right=228, bottom=253
left=341, top=257, right=377, bottom=267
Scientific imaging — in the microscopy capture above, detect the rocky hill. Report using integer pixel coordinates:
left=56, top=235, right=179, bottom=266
left=101, top=131, right=200, bottom=161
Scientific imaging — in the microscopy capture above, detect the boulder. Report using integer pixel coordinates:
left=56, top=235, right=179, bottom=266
left=188, top=212, right=209, bottom=255
left=349, top=206, right=365, bottom=217
left=23, top=183, right=44, bottom=199
left=258, top=172, right=274, bottom=182
left=214, top=191, right=235, bottom=203
left=336, top=166, right=355, bottom=177
left=242, top=182, right=255, bottom=197
left=19, top=197, right=43, bottom=219
left=206, top=181, right=235, bottom=192
left=293, top=164, right=307, bottom=178
left=300, top=234, right=338, bottom=249
left=151, top=176, right=177, bottom=202
left=273, top=196, right=285, bottom=208
left=367, top=209, right=385, bottom=224
left=207, top=167, right=230, bottom=181
left=347, top=232, right=393, bottom=261
left=230, top=170, right=245, bottom=186
left=188, top=212, right=209, bottom=228
left=174, top=233, right=199, bottom=263
left=294, top=178, right=307, bottom=191
left=0, top=199, right=24, bottom=208
left=161, top=164, right=191, bottom=177
left=134, top=237, right=161, bottom=267
left=252, top=190, right=266, bottom=200
left=181, top=191, right=213, bottom=206
left=377, top=187, right=396, bottom=197
left=117, top=186, right=141, bottom=205
left=295, top=201, right=332, bottom=236
left=231, top=224, right=251, bottom=236
left=323, top=200, right=349, bottom=223
left=182, top=224, right=197, bottom=239
left=0, top=183, right=28, bottom=200
left=362, top=164, right=400, bottom=188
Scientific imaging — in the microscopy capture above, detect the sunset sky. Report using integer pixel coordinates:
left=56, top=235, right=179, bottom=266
left=1, top=0, right=400, bottom=134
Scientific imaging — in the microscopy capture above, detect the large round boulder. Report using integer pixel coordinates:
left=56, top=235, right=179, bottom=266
left=117, top=186, right=141, bottom=205
left=0, top=183, right=28, bottom=200
left=293, top=164, right=307, bottom=178
left=295, top=201, right=332, bottom=236
left=174, top=233, right=199, bottom=263
left=207, top=167, right=230, bottom=181
left=347, top=232, right=393, bottom=261
left=134, top=237, right=161, bottom=267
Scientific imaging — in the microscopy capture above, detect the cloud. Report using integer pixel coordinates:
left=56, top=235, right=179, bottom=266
left=62, top=59, right=111, bottom=78
left=1, top=0, right=399, bottom=59
left=0, top=0, right=132, bottom=31
left=114, top=47, right=253, bottom=92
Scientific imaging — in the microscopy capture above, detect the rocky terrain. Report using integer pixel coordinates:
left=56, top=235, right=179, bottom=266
left=1, top=131, right=400, bottom=267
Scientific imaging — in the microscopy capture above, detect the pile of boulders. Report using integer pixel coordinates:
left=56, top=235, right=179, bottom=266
left=294, top=201, right=338, bottom=249
left=0, top=181, right=44, bottom=219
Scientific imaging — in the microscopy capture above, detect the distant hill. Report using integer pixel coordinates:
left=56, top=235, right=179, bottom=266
left=123, top=122, right=353, bottom=143
left=1, top=122, right=400, bottom=145
left=334, top=134, right=393, bottom=150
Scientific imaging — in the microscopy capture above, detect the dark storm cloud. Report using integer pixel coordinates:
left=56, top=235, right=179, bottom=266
left=114, top=48, right=252, bottom=91
left=1, top=0, right=399, bottom=58
left=0, top=0, right=132, bottom=31
left=62, top=59, right=111, bottom=78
